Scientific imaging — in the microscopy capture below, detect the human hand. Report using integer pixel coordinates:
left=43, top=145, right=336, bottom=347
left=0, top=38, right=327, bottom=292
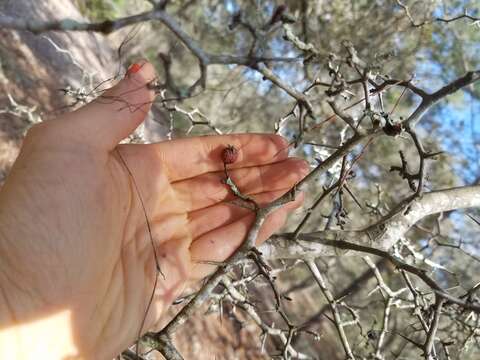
left=0, top=61, right=307, bottom=359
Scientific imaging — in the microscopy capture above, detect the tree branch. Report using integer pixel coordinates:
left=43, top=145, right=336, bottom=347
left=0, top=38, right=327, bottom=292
left=261, top=185, right=480, bottom=259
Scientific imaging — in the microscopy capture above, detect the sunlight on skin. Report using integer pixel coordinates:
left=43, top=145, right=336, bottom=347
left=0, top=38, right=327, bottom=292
left=0, top=310, right=78, bottom=359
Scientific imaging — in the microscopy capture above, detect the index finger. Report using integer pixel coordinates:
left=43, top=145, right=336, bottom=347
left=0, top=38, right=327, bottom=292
left=135, top=133, right=290, bottom=182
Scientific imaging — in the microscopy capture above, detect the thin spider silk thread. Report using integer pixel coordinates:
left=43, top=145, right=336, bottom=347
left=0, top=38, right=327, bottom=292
left=115, top=148, right=163, bottom=356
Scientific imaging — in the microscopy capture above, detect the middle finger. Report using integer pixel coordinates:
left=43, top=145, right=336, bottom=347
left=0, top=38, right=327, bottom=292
left=171, top=158, right=308, bottom=212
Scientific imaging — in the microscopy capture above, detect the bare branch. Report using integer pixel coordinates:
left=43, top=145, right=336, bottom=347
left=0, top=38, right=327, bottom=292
left=306, top=260, right=356, bottom=360
left=397, top=0, right=480, bottom=28
left=262, top=185, right=480, bottom=259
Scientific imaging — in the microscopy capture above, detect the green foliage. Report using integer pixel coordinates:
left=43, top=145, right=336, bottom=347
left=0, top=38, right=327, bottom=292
left=75, top=0, right=128, bottom=20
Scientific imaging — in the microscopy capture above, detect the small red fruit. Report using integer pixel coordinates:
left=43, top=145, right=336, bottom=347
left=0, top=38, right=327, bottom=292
left=222, top=145, right=239, bottom=164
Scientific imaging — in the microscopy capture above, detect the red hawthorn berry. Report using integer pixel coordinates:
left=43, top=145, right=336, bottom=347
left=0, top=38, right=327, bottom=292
left=222, top=145, right=239, bottom=164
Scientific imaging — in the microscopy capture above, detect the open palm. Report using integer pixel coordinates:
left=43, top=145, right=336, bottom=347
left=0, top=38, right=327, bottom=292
left=0, top=61, right=307, bottom=359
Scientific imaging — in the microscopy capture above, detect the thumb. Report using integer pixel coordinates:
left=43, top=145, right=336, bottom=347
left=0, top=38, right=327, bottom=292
left=69, top=60, right=157, bottom=150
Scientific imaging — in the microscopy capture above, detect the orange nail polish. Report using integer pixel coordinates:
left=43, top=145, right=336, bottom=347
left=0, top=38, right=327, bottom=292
left=126, top=63, right=142, bottom=75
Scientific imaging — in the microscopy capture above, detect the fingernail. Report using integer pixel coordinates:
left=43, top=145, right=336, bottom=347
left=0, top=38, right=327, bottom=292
left=126, top=63, right=142, bottom=77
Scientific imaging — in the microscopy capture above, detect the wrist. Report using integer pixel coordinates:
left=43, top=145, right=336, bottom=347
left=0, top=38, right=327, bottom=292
left=0, top=226, right=81, bottom=359
left=0, top=310, right=81, bottom=360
